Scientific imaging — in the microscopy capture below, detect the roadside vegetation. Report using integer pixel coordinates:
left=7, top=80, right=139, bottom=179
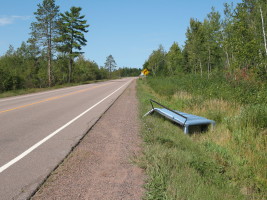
left=138, top=0, right=266, bottom=199
left=137, top=75, right=266, bottom=200
left=0, top=79, right=109, bottom=99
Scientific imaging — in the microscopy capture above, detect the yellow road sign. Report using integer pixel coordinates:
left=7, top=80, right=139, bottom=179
left=142, top=69, right=150, bottom=75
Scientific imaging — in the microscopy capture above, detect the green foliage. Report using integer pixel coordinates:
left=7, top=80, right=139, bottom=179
left=56, top=6, right=89, bottom=83
left=138, top=75, right=267, bottom=199
left=73, top=55, right=104, bottom=82
left=239, top=104, right=267, bottom=131
left=137, top=80, right=245, bottom=200
left=184, top=18, right=207, bottom=74
left=146, top=74, right=267, bottom=105
left=29, top=0, right=60, bottom=49
left=29, top=0, right=60, bottom=86
left=0, top=1, right=108, bottom=93
left=144, top=0, right=267, bottom=80
left=0, top=44, right=43, bottom=91
left=166, top=42, right=183, bottom=75
left=143, top=45, right=166, bottom=76
left=104, top=55, right=117, bottom=78
left=57, top=7, right=89, bottom=55
left=117, top=67, right=141, bottom=77
left=0, top=45, right=105, bottom=93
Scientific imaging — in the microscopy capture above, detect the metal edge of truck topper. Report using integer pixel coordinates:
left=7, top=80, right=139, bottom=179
left=144, top=99, right=216, bottom=134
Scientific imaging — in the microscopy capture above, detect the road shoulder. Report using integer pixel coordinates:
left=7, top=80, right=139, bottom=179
left=31, top=80, right=145, bottom=200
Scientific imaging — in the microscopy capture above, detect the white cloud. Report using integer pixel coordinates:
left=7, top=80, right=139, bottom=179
left=0, top=17, right=13, bottom=26
left=0, top=15, right=31, bottom=26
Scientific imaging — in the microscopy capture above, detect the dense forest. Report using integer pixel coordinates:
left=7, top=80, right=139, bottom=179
left=144, top=0, right=267, bottom=82
left=0, top=0, right=140, bottom=93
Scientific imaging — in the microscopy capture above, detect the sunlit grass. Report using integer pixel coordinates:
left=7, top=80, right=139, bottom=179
left=137, top=76, right=266, bottom=199
left=173, top=91, right=192, bottom=100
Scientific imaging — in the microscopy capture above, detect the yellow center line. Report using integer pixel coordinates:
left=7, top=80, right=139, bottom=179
left=0, top=82, right=112, bottom=114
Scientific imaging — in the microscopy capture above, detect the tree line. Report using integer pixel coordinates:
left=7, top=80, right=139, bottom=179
left=144, top=0, right=267, bottom=82
left=0, top=0, right=140, bottom=93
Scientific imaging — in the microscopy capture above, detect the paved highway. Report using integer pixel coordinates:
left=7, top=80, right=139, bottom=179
left=0, top=78, right=134, bottom=200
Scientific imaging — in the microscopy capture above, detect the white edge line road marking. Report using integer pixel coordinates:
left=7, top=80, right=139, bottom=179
left=0, top=80, right=132, bottom=173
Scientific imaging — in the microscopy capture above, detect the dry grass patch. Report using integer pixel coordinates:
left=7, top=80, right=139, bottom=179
left=173, top=91, right=192, bottom=100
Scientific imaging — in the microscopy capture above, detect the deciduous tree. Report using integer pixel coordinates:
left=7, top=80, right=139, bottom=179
left=166, top=42, right=183, bottom=75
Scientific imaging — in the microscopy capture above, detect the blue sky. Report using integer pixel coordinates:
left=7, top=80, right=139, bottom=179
left=0, top=0, right=241, bottom=68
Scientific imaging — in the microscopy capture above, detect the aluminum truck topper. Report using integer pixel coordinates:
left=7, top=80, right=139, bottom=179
left=144, top=99, right=215, bottom=134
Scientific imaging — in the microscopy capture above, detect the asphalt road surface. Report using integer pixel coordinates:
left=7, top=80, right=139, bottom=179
left=0, top=78, right=134, bottom=200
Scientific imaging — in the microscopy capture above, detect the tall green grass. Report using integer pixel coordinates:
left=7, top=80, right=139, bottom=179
left=137, top=74, right=266, bottom=199
left=146, top=74, right=266, bottom=105
left=146, top=74, right=267, bottom=133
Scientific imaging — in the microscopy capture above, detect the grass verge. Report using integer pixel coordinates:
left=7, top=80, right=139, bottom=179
left=137, top=76, right=266, bottom=200
left=0, top=79, right=109, bottom=99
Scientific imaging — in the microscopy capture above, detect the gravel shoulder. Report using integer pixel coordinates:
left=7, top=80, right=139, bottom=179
left=31, top=80, right=145, bottom=200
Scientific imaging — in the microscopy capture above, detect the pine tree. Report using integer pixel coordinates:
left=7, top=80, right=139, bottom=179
left=56, top=7, right=89, bottom=83
left=104, top=55, right=117, bottom=78
left=29, top=0, right=60, bottom=87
